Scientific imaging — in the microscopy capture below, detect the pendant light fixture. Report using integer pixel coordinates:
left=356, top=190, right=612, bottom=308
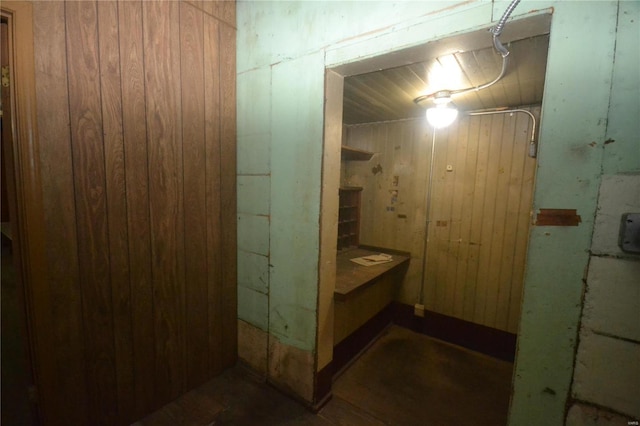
left=424, top=91, right=458, bottom=128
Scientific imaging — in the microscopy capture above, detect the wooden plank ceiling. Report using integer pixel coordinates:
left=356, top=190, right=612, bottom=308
left=343, top=34, right=549, bottom=125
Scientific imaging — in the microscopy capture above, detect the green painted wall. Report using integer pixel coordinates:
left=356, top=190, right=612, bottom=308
left=512, top=2, right=639, bottom=424
left=269, top=51, right=326, bottom=349
left=236, top=0, right=639, bottom=423
left=602, top=0, right=640, bottom=174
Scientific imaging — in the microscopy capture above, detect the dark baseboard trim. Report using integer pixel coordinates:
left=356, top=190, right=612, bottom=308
left=313, top=360, right=333, bottom=411
left=391, top=302, right=517, bottom=362
left=314, top=304, right=394, bottom=410
left=332, top=303, right=395, bottom=378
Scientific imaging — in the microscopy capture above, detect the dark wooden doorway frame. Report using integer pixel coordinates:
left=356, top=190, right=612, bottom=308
left=1, top=2, right=51, bottom=423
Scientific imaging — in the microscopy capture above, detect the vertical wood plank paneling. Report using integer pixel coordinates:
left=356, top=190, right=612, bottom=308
left=404, top=127, right=416, bottom=244
left=29, top=1, right=236, bottom=422
left=450, top=117, right=470, bottom=318
left=185, top=0, right=203, bottom=10
left=367, top=124, right=380, bottom=243
left=383, top=123, right=394, bottom=245
left=32, top=3, right=88, bottom=423
left=382, top=123, right=393, bottom=246
left=431, top=127, right=448, bottom=311
left=423, top=144, right=438, bottom=310
left=221, top=0, right=236, bottom=27
left=388, top=122, right=401, bottom=248
left=485, top=114, right=516, bottom=327
left=459, top=117, right=481, bottom=321
left=118, top=0, right=156, bottom=417
left=347, top=120, right=430, bottom=302
left=440, top=123, right=459, bottom=316
left=463, top=116, right=491, bottom=321
left=202, top=1, right=215, bottom=15
left=508, top=107, right=538, bottom=333
left=389, top=122, right=404, bottom=249
left=487, top=113, right=517, bottom=328
left=143, top=0, right=186, bottom=403
left=180, top=2, right=209, bottom=388
left=472, top=115, right=503, bottom=325
left=370, top=124, right=385, bottom=246
left=207, top=0, right=236, bottom=27
left=220, top=20, right=237, bottom=367
left=97, top=2, right=134, bottom=422
left=204, top=14, right=223, bottom=375
left=65, top=1, right=118, bottom=423
left=345, top=110, right=536, bottom=333
left=405, top=121, right=426, bottom=255
left=368, top=124, right=379, bottom=235
left=495, top=112, right=527, bottom=329
left=172, top=0, right=188, bottom=397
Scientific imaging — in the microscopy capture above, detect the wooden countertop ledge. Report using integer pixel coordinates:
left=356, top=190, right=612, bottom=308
left=334, top=246, right=410, bottom=300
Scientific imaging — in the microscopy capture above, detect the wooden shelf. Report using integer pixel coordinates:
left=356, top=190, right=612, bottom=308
left=341, top=145, right=373, bottom=161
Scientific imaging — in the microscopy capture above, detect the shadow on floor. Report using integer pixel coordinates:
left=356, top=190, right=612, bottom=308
left=138, top=325, right=513, bottom=425
left=1, top=243, right=35, bottom=426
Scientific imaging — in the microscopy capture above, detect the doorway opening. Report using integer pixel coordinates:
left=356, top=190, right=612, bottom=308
left=320, top=12, right=551, bottom=423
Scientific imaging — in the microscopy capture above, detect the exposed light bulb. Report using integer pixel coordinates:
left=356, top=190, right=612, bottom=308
left=426, top=104, right=458, bottom=128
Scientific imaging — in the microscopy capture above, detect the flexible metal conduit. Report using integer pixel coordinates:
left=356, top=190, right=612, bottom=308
left=418, top=130, right=437, bottom=308
left=467, top=108, right=537, bottom=157
left=449, top=0, right=521, bottom=97
left=413, top=0, right=522, bottom=105
left=490, top=0, right=522, bottom=56
left=449, top=54, right=509, bottom=97
left=491, top=0, right=522, bottom=36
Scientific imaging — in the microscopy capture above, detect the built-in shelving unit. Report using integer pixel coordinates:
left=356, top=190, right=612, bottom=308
left=338, top=187, right=362, bottom=250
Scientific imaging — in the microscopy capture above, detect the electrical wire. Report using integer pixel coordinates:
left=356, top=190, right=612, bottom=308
left=413, top=0, right=522, bottom=106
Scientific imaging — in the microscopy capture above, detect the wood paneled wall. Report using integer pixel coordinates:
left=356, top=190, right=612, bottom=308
left=343, top=108, right=538, bottom=333
left=30, top=1, right=236, bottom=424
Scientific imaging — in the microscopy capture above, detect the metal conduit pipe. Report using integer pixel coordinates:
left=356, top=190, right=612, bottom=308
left=413, top=0, right=521, bottom=105
left=468, top=108, right=538, bottom=157
left=413, top=54, right=509, bottom=106
left=449, top=54, right=509, bottom=97
left=418, top=130, right=438, bottom=308
left=450, top=0, right=521, bottom=96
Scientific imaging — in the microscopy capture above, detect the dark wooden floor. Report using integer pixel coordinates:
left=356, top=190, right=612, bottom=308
left=1, top=242, right=35, bottom=426
left=136, top=325, right=513, bottom=425
left=3, top=248, right=512, bottom=426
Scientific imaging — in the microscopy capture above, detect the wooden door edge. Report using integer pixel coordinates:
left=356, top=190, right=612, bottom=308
left=1, top=2, right=54, bottom=423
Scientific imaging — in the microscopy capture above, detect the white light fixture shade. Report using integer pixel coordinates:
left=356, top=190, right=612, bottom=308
left=426, top=104, right=458, bottom=128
